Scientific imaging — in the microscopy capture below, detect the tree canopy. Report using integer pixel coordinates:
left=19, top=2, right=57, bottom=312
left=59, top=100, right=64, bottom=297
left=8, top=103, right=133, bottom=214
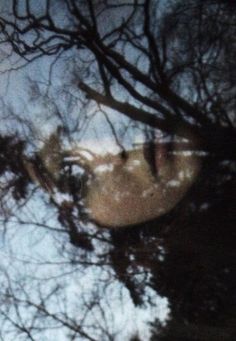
left=0, top=1, right=235, bottom=340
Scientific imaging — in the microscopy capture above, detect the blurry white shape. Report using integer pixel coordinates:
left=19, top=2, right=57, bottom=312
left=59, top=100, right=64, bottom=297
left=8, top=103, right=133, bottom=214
left=94, top=164, right=114, bottom=173
left=167, top=180, right=180, bottom=187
